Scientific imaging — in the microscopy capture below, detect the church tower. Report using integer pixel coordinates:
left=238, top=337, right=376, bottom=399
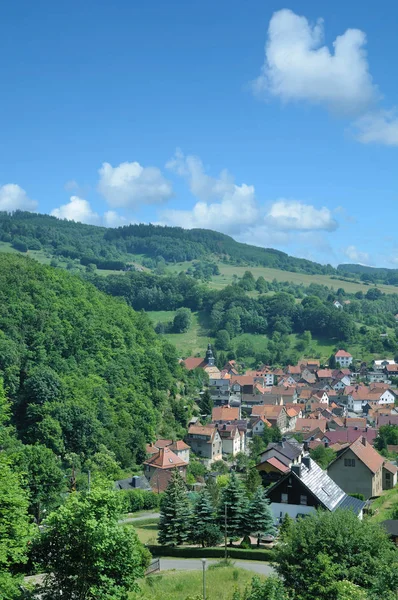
left=205, top=343, right=215, bottom=366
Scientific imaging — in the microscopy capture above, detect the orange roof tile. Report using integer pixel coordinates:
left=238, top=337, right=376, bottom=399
left=144, top=447, right=187, bottom=469
left=348, top=437, right=384, bottom=474
left=212, top=406, right=239, bottom=421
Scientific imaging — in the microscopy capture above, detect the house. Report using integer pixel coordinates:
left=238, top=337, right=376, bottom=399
left=169, top=440, right=190, bottom=463
left=331, top=376, right=351, bottom=392
left=115, top=474, right=152, bottom=492
left=251, top=405, right=288, bottom=432
left=298, top=369, right=317, bottom=385
left=383, top=462, right=398, bottom=490
left=294, top=417, right=327, bottom=436
left=186, top=425, right=223, bottom=464
left=268, top=386, right=298, bottom=403
left=212, top=405, right=240, bottom=421
left=333, top=300, right=343, bottom=309
left=212, top=423, right=243, bottom=456
left=317, top=369, right=334, bottom=382
left=322, top=427, right=378, bottom=447
left=245, top=369, right=275, bottom=387
left=231, top=375, right=256, bottom=395
left=265, top=455, right=365, bottom=522
left=367, top=371, right=389, bottom=384
left=252, top=415, right=272, bottom=436
left=209, top=373, right=230, bottom=403
left=256, top=438, right=304, bottom=486
left=373, top=359, right=395, bottom=371
left=143, top=447, right=188, bottom=490
left=327, top=437, right=384, bottom=498
left=385, top=364, right=398, bottom=376
left=335, top=350, right=353, bottom=368
left=377, top=414, right=398, bottom=427
left=302, top=359, right=320, bottom=372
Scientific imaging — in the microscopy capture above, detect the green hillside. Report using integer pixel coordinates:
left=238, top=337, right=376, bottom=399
left=0, top=210, right=336, bottom=274
left=0, top=254, right=190, bottom=468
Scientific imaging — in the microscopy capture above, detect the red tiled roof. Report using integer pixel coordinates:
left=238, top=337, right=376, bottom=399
left=385, top=364, right=398, bottom=372
left=335, top=350, right=352, bottom=358
left=144, top=447, right=187, bottom=469
left=324, top=428, right=378, bottom=446
left=188, top=425, right=215, bottom=437
left=265, top=456, right=290, bottom=473
left=183, top=357, right=206, bottom=370
left=383, top=461, right=398, bottom=474
left=295, top=418, right=327, bottom=433
left=317, top=369, right=333, bottom=378
left=154, top=439, right=173, bottom=448
left=348, top=437, right=384, bottom=474
left=169, top=440, right=190, bottom=452
left=212, top=406, right=239, bottom=421
left=231, top=375, right=255, bottom=386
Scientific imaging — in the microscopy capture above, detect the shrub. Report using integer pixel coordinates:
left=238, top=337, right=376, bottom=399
left=146, top=545, right=275, bottom=562
left=122, top=489, right=160, bottom=513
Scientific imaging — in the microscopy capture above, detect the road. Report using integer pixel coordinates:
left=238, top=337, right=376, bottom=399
left=159, top=558, right=276, bottom=576
left=121, top=512, right=160, bottom=523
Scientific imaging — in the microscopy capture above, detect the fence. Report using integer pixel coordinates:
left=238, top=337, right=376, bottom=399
left=145, top=558, right=160, bottom=576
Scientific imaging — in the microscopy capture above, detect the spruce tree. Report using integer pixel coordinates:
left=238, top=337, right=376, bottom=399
left=218, top=471, right=247, bottom=544
left=192, top=489, right=222, bottom=547
left=245, top=486, right=276, bottom=546
left=158, top=470, right=192, bottom=547
left=200, top=389, right=213, bottom=416
left=245, top=467, right=262, bottom=494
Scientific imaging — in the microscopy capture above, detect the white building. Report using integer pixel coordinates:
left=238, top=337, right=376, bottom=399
left=335, top=350, right=353, bottom=368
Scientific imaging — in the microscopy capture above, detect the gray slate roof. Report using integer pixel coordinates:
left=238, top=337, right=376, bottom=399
left=297, top=458, right=345, bottom=511
left=115, top=475, right=152, bottom=491
left=260, top=440, right=303, bottom=463
left=335, top=494, right=366, bottom=515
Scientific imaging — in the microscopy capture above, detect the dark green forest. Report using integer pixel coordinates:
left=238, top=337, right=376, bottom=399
left=0, top=254, right=195, bottom=470
left=0, top=211, right=336, bottom=274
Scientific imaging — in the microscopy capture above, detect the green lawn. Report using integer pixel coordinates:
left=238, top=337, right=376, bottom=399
left=369, top=487, right=398, bottom=523
left=129, top=565, right=264, bottom=600
left=147, top=311, right=214, bottom=357
left=126, top=518, right=159, bottom=545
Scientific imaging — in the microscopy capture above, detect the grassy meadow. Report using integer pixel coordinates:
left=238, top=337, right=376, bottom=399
left=127, top=518, right=159, bottom=545
left=129, top=565, right=264, bottom=600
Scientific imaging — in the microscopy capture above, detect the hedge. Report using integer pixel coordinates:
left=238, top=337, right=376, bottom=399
left=146, top=545, right=275, bottom=562
left=121, top=489, right=161, bottom=513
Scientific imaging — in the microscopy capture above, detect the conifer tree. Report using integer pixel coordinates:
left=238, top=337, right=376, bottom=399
left=192, top=489, right=222, bottom=547
left=199, top=389, right=213, bottom=416
left=245, top=467, right=262, bottom=494
left=218, top=471, right=247, bottom=543
left=158, top=470, right=192, bottom=546
left=245, top=486, right=276, bottom=546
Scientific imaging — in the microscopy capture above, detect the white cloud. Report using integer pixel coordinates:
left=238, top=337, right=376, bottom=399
left=51, top=196, right=100, bottom=225
left=252, top=9, right=377, bottom=114
left=98, top=161, right=173, bottom=208
left=164, top=150, right=258, bottom=233
left=354, top=109, right=398, bottom=145
left=164, top=149, right=339, bottom=241
left=103, top=210, right=129, bottom=227
left=343, top=245, right=370, bottom=264
left=267, top=200, right=338, bottom=231
left=0, top=184, right=37, bottom=212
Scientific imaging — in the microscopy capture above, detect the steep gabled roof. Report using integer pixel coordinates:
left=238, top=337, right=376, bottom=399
left=329, top=437, right=384, bottom=474
left=335, top=350, right=352, bottom=358
left=212, top=406, right=239, bottom=421
left=265, top=456, right=290, bottom=473
left=183, top=357, right=206, bottom=370
left=144, top=447, right=187, bottom=469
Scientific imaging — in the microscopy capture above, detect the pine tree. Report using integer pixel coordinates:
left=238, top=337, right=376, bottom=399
left=245, top=467, right=262, bottom=494
left=200, top=389, right=213, bottom=416
left=192, top=489, right=222, bottom=547
left=245, top=486, right=276, bottom=546
left=279, top=513, right=294, bottom=540
left=158, top=470, right=192, bottom=547
left=218, top=471, right=247, bottom=544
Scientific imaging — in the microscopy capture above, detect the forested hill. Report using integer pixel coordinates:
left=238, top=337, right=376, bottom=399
left=0, top=253, right=190, bottom=468
left=0, top=211, right=336, bottom=274
left=338, top=263, right=398, bottom=285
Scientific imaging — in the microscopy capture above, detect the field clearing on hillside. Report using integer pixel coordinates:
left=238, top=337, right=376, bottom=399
left=147, top=311, right=214, bottom=357
left=129, top=566, right=265, bottom=600
left=369, top=487, right=398, bottom=523
left=146, top=311, right=364, bottom=363
left=166, top=260, right=398, bottom=295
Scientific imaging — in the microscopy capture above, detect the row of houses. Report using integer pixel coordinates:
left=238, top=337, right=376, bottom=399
left=256, top=436, right=397, bottom=523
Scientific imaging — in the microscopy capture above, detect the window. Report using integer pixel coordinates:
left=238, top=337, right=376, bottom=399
left=281, top=493, right=288, bottom=504
left=386, top=472, right=391, bottom=480
left=300, top=495, right=307, bottom=505
left=344, top=458, right=356, bottom=467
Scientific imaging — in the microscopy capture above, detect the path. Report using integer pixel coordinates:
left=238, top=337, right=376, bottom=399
left=159, top=558, right=276, bottom=576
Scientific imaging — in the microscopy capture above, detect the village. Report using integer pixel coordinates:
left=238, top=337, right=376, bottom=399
left=119, top=343, right=398, bottom=540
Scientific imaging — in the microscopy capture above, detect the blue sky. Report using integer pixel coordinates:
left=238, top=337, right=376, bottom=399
left=1, top=1, right=398, bottom=267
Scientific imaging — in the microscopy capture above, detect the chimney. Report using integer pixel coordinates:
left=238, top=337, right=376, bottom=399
left=131, top=475, right=139, bottom=488
left=291, top=464, right=302, bottom=477
left=302, top=456, right=311, bottom=470
left=362, top=436, right=367, bottom=446
left=354, top=426, right=358, bottom=430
